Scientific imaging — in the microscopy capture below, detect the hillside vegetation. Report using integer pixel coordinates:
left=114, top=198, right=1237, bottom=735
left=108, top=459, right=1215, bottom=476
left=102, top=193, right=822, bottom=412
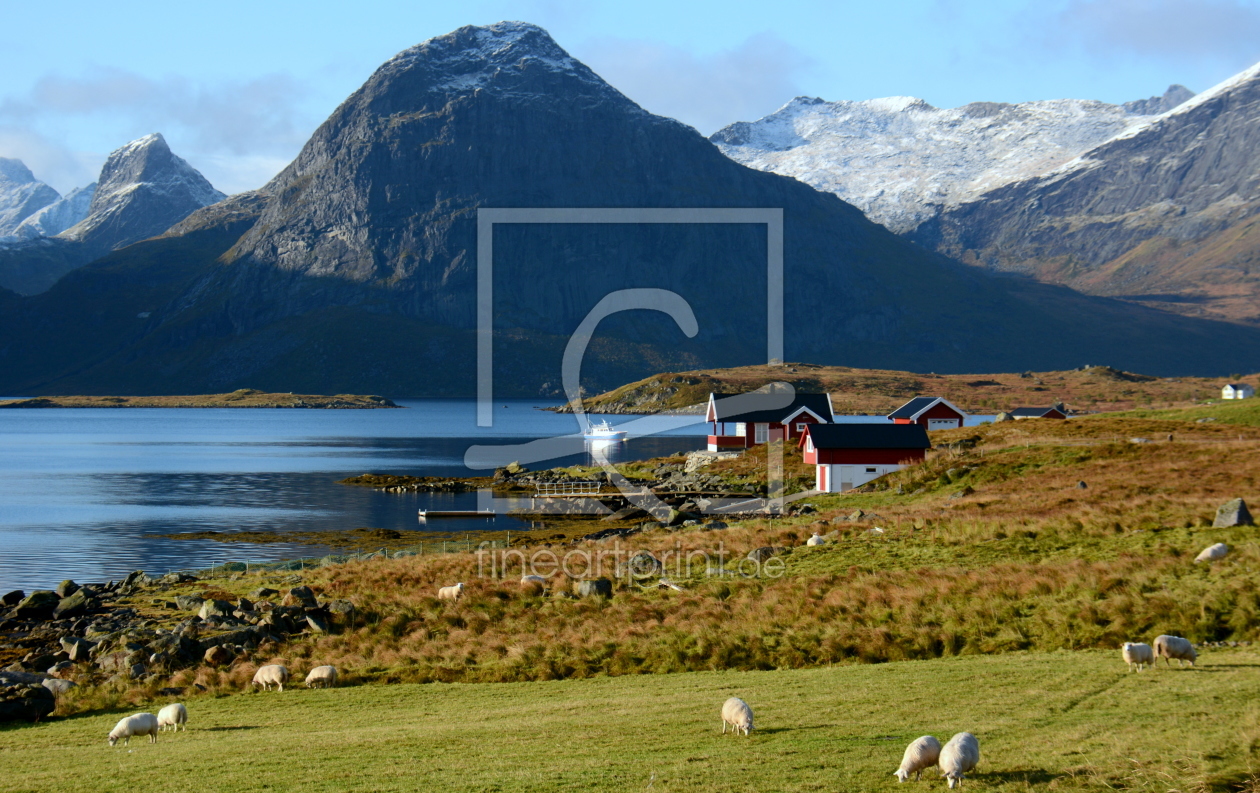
left=571, top=363, right=1250, bottom=415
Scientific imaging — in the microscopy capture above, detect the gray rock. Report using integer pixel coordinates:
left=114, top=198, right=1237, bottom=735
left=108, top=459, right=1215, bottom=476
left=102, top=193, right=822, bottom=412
left=576, top=578, right=613, bottom=598
left=46, top=661, right=74, bottom=677
left=306, top=614, right=330, bottom=633
left=0, top=682, right=55, bottom=723
left=62, top=638, right=96, bottom=663
left=176, top=595, right=205, bottom=611
left=42, top=677, right=75, bottom=695
left=52, top=588, right=91, bottom=620
left=128, top=663, right=147, bottom=680
left=250, top=587, right=279, bottom=600
left=747, top=546, right=786, bottom=563
left=198, top=599, right=234, bottom=620
left=203, top=645, right=233, bottom=666
left=0, top=590, right=23, bottom=607
left=1214, top=498, right=1254, bottom=527
left=283, top=586, right=318, bottom=609
left=327, top=599, right=357, bottom=625
left=1076, top=481, right=1088, bottom=489
left=55, top=580, right=79, bottom=598
left=14, top=591, right=59, bottom=620
left=993, top=412, right=1013, bottom=423
left=619, top=552, right=663, bottom=579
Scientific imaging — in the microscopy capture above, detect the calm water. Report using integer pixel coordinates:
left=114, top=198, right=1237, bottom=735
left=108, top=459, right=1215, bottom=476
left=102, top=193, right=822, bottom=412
left=0, top=400, right=706, bottom=592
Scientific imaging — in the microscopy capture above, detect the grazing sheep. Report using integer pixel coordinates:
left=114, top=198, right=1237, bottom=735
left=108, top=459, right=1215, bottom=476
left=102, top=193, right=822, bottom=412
left=806, top=534, right=826, bottom=546
left=108, top=713, right=159, bottom=746
left=520, top=575, right=547, bottom=589
left=1154, top=635, right=1197, bottom=668
left=1121, top=642, right=1154, bottom=672
left=157, top=703, right=188, bottom=732
left=437, top=583, right=464, bottom=601
left=720, top=697, right=754, bottom=736
left=305, top=665, right=338, bottom=688
left=252, top=664, right=290, bottom=691
left=1195, top=543, right=1229, bottom=563
left=894, top=735, right=942, bottom=782
left=939, top=732, right=980, bottom=789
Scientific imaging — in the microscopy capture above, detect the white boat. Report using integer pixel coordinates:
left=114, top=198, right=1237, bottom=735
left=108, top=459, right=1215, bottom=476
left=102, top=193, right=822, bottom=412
left=583, top=419, right=627, bottom=441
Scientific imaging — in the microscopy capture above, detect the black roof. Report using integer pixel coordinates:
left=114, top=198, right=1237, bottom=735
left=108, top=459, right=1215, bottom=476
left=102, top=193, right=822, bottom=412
left=805, top=422, right=931, bottom=450
left=711, top=392, right=833, bottom=424
left=888, top=396, right=952, bottom=420
left=1010, top=407, right=1062, bottom=417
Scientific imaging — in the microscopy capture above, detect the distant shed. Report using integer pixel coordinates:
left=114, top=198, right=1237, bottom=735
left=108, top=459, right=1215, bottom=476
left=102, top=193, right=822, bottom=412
left=888, top=396, right=967, bottom=430
left=1222, top=383, right=1254, bottom=400
left=800, top=423, right=931, bottom=493
left=1009, top=406, right=1068, bottom=420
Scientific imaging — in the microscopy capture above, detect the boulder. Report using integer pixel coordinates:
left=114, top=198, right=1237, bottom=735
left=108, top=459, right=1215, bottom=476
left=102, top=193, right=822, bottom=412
left=46, top=661, right=74, bottom=677
left=62, top=638, right=96, bottom=663
left=1076, top=481, right=1088, bottom=489
left=1214, top=498, right=1254, bottom=527
left=747, top=546, right=786, bottom=563
left=619, top=552, right=663, bottom=579
left=128, top=663, right=147, bottom=680
left=704, top=520, right=729, bottom=530
left=306, top=614, right=330, bottom=633
left=176, top=595, right=205, bottom=611
left=575, top=578, right=613, bottom=598
left=0, top=590, right=23, bottom=607
left=55, top=580, right=79, bottom=598
left=52, top=588, right=91, bottom=620
left=13, top=591, right=59, bottom=621
left=327, top=599, right=356, bottom=625
left=0, top=683, right=55, bottom=723
left=667, top=509, right=701, bottom=527
left=283, top=586, right=318, bottom=608
left=198, top=599, right=234, bottom=620
left=42, top=677, right=75, bottom=696
left=203, top=645, right=233, bottom=666
left=236, top=597, right=254, bottom=612
left=993, top=412, right=1013, bottom=423
left=120, top=571, right=148, bottom=589
left=251, top=587, right=279, bottom=600
left=601, top=505, right=649, bottom=523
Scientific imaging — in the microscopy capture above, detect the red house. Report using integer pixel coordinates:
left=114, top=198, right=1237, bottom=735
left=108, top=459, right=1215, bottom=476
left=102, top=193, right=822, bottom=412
left=706, top=392, right=834, bottom=451
left=888, top=396, right=967, bottom=430
left=1010, top=406, right=1067, bottom=420
left=800, top=423, right=931, bottom=493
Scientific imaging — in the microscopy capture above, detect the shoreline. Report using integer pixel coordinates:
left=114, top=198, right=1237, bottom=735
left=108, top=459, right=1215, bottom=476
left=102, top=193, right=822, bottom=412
left=0, top=389, right=401, bottom=409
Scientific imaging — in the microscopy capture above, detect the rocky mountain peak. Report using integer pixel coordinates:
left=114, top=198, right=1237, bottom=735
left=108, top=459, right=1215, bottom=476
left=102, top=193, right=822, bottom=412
left=0, top=158, right=39, bottom=187
left=1122, top=84, right=1195, bottom=115
left=0, top=158, right=61, bottom=239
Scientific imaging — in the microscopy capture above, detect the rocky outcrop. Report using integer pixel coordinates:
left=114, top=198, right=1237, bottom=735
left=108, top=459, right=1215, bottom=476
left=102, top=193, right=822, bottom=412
left=1214, top=497, right=1254, bottom=527
left=0, top=159, right=61, bottom=237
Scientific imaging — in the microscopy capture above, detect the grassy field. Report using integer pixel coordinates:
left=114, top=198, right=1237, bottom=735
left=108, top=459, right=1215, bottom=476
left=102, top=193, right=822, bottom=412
left=4, top=649, right=1257, bottom=793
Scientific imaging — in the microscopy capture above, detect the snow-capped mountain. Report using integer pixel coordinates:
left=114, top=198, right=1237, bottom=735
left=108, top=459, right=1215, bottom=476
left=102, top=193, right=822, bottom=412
left=0, top=159, right=62, bottom=238
left=710, top=86, right=1194, bottom=233
left=8, top=184, right=96, bottom=240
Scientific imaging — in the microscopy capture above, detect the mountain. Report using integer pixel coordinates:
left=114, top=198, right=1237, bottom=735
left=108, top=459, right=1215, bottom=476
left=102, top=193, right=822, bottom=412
left=8, top=184, right=95, bottom=240
left=0, top=159, right=61, bottom=237
left=2, top=22, right=1259, bottom=398
left=0, top=134, right=224, bottom=296
left=710, top=86, right=1193, bottom=234
left=910, top=63, right=1260, bottom=325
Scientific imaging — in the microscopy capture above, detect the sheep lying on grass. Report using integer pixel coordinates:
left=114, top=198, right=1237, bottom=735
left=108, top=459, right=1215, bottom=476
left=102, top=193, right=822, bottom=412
left=1195, top=543, right=1229, bottom=563
left=1154, top=635, right=1197, bottom=668
left=305, top=665, right=338, bottom=688
left=806, top=534, right=826, bottom=546
left=1121, top=642, right=1154, bottom=672
left=520, top=575, right=547, bottom=587
left=157, top=703, right=187, bottom=732
left=438, top=583, right=464, bottom=601
left=894, top=735, right=941, bottom=782
left=252, top=664, right=290, bottom=691
left=720, top=697, right=754, bottom=736
left=108, top=713, right=159, bottom=746
left=939, top=732, right=980, bottom=789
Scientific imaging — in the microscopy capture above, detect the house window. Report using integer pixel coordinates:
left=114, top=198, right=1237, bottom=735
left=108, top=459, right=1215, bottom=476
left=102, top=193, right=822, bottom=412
left=735, top=423, right=746, bottom=437
left=805, top=437, right=814, bottom=452
left=754, top=423, right=769, bottom=443
left=866, top=467, right=877, bottom=473
left=796, top=423, right=806, bottom=432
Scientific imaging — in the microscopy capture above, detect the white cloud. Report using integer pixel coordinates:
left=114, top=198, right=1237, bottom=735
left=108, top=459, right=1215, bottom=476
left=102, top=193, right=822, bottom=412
left=575, top=32, right=814, bottom=134
left=0, top=68, right=315, bottom=194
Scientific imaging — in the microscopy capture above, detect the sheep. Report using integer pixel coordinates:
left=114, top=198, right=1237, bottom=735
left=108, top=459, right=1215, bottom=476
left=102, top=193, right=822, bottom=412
left=437, top=583, right=464, bottom=601
left=1121, top=642, right=1154, bottom=672
left=305, top=665, right=338, bottom=688
left=252, top=664, right=290, bottom=691
left=806, top=533, right=826, bottom=546
left=720, top=697, right=754, bottom=736
left=520, top=575, right=547, bottom=592
left=894, top=735, right=941, bottom=782
left=939, top=732, right=980, bottom=789
left=1195, top=543, right=1229, bottom=563
left=108, top=713, right=159, bottom=746
left=1154, top=635, right=1197, bottom=668
left=157, top=703, right=188, bottom=732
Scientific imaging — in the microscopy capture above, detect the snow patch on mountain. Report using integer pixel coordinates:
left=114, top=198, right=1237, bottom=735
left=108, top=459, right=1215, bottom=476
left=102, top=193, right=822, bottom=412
left=8, top=184, right=95, bottom=240
left=0, top=159, right=61, bottom=238
left=711, top=90, right=1194, bottom=233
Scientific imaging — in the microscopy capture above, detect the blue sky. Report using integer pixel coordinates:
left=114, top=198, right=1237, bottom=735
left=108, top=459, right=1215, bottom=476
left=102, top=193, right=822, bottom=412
left=3, top=0, right=1259, bottom=194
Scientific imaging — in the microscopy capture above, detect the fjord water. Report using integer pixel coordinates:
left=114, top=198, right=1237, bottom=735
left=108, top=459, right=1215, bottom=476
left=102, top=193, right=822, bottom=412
left=0, top=400, right=706, bottom=592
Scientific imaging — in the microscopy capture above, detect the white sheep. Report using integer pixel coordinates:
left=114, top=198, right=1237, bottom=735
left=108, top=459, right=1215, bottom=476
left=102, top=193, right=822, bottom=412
left=305, top=665, right=338, bottom=688
left=939, top=732, right=980, bottom=789
left=806, top=534, right=826, bottom=546
left=252, top=664, right=290, bottom=691
left=157, top=703, right=188, bottom=732
left=720, top=696, right=754, bottom=736
left=520, top=575, right=547, bottom=587
left=1154, top=635, right=1197, bottom=668
left=437, top=583, right=464, bottom=601
left=1121, top=642, right=1154, bottom=672
left=894, top=735, right=941, bottom=782
left=1194, top=543, right=1229, bottom=563
left=108, top=713, right=159, bottom=746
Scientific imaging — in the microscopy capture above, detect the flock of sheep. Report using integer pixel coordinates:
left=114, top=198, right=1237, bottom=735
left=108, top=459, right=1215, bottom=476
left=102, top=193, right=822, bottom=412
left=1121, top=635, right=1197, bottom=671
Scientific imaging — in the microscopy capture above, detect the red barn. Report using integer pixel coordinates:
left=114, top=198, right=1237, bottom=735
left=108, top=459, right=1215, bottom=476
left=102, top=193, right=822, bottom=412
left=800, top=423, right=931, bottom=493
left=706, top=392, right=834, bottom=451
left=887, top=396, right=967, bottom=429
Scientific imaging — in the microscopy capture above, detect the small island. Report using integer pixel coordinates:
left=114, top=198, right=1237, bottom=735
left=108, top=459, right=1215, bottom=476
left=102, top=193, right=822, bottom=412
left=0, top=388, right=401, bottom=409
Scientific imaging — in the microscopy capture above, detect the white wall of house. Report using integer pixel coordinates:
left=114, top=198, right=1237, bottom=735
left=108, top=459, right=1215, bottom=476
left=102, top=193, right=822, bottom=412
left=815, top=463, right=905, bottom=493
left=927, top=418, right=960, bottom=429
left=1223, top=385, right=1255, bottom=400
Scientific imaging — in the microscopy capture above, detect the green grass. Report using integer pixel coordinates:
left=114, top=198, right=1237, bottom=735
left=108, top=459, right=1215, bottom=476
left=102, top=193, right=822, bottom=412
left=1107, top=399, right=1260, bottom=427
left=3, top=649, right=1258, bottom=792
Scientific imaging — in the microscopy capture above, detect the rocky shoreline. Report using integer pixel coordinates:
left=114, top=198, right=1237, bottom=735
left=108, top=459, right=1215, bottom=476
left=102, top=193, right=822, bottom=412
left=0, top=389, right=400, bottom=409
left=0, top=572, right=355, bottom=723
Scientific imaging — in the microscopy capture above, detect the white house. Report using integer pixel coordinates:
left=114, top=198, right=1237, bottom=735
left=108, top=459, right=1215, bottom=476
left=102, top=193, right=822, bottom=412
left=1222, top=383, right=1254, bottom=400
